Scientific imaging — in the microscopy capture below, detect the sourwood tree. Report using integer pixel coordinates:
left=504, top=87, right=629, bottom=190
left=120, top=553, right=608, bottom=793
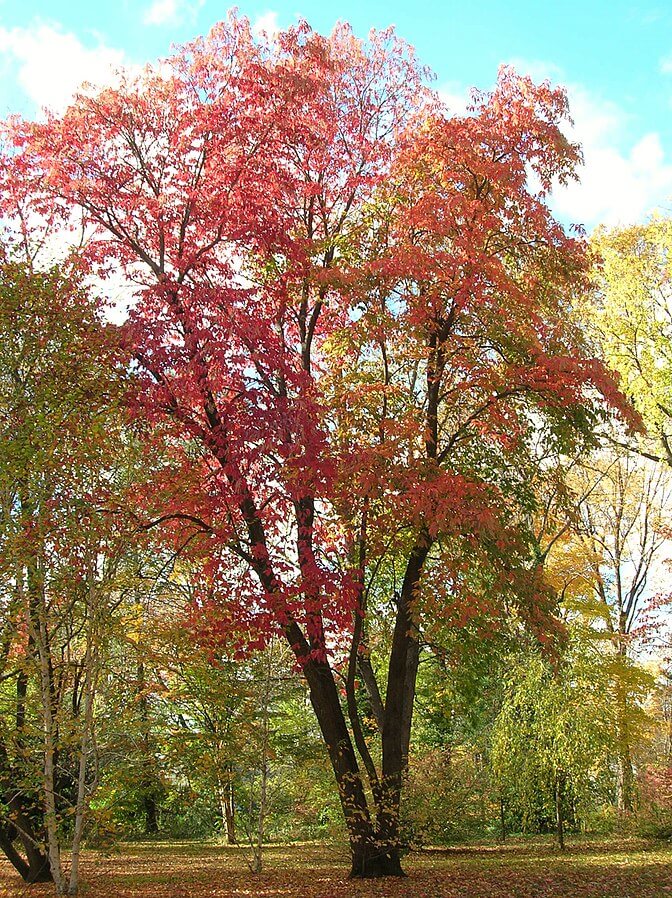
left=1, top=15, right=632, bottom=876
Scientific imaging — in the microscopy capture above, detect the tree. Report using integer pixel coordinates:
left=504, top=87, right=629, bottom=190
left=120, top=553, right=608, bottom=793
left=526, top=443, right=667, bottom=814
left=491, top=642, right=613, bottom=848
left=591, top=218, right=672, bottom=466
left=1, top=15, right=631, bottom=876
left=0, top=258, right=130, bottom=894
left=567, top=453, right=667, bottom=811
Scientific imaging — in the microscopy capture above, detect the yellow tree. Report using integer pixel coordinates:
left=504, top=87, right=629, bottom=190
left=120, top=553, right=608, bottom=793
left=546, top=453, right=668, bottom=812
left=591, top=218, right=672, bottom=466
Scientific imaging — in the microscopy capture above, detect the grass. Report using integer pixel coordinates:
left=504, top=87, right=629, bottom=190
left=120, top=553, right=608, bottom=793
left=1, top=837, right=671, bottom=897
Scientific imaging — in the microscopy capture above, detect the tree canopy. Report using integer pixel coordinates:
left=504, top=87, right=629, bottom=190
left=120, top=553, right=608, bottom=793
left=0, top=13, right=662, bottom=891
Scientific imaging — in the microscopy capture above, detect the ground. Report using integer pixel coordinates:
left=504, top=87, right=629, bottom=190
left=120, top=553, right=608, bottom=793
left=1, top=838, right=671, bottom=897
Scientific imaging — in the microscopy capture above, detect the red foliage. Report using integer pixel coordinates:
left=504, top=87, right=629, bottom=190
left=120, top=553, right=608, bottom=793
left=0, top=14, right=632, bottom=664
left=640, top=765, right=672, bottom=810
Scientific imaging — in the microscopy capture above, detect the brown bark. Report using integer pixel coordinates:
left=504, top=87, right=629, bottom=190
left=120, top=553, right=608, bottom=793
left=28, top=578, right=64, bottom=893
left=0, top=578, right=52, bottom=884
left=143, top=795, right=160, bottom=835
left=379, top=533, right=431, bottom=851
left=350, top=841, right=405, bottom=878
left=0, top=827, right=51, bottom=883
left=300, top=655, right=376, bottom=864
left=0, top=787, right=52, bottom=883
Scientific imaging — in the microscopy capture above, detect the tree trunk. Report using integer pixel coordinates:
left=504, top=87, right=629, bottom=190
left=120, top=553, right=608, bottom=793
left=23, top=565, right=64, bottom=894
left=143, top=795, right=159, bottom=835
left=0, top=585, right=52, bottom=884
left=136, top=660, right=160, bottom=835
left=349, top=841, right=405, bottom=878
left=616, top=749, right=635, bottom=813
left=280, top=626, right=408, bottom=876
left=232, top=453, right=426, bottom=877
left=300, top=654, right=383, bottom=875
left=0, top=830, right=31, bottom=882
left=68, top=567, right=98, bottom=897
left=35, top=621, right=64, bottom=893
left=379, top=536, right=431, bottom=856
left=615, top=651, right=635, bottom=813
left=555, top=774, right=565, bottom=850
left=218, top=773, right=237, bottom=844
left=293, top=533, right=430, bottom=877
left=0, top=811, right=52, bottom=883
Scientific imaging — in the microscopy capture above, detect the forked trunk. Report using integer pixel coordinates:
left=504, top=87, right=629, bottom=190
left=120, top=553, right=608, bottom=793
left=301, top=655, right=383, bottom=873
left=243, top=463, right=426, bottom=877
left=378, top=536, right=430, bottom=857
left=349, top=840, right=405, bottom=878
left=295, top=535, right=430, bottom=877
left=0, top=823, right=52, bottom=883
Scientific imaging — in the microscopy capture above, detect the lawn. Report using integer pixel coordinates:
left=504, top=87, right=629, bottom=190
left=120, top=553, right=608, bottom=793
left=1, top=838, right=671, bottom=898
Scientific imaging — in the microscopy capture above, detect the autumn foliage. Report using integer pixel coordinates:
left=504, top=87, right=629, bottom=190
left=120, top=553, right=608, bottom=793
left=0, top=13, right=633, bottom=879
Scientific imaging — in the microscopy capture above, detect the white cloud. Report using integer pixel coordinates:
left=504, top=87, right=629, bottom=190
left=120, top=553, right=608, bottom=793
left=0, top=23, right=126, bottom=114
left=143, top=0, right=179, bottom=26
left=507, top=59, right=672, bottom=227
left=437, top=62, right=672, bottom=230
left=252, top=11, right=280, bottom=39
left=550, top=85, right=672, bottom=229
left=142, top=0, right=204, bottom=28
left=437, top=83, right=469, bottom=117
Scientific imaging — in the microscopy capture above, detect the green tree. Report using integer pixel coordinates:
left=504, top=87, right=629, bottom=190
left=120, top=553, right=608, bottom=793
left=491, top=640, right=613, bottom=848
left=0, top=259, right=131, bottom=894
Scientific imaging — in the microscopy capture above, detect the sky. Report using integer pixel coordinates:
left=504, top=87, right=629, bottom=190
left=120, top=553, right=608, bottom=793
left=1, top=0, right=671, bottom=232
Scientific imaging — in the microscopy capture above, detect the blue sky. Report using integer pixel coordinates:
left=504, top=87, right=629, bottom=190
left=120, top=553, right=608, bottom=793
left=1, top=0, right=671, bottom=230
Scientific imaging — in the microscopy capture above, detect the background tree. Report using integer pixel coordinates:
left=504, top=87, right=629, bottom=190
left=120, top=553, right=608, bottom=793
left=568, top=453, right=668, bottom=811
left=591, top=218, right=672, bottom=466
left=0, top=258, right=132, bottom=894
left=491, top=641, right=613, bottom=848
